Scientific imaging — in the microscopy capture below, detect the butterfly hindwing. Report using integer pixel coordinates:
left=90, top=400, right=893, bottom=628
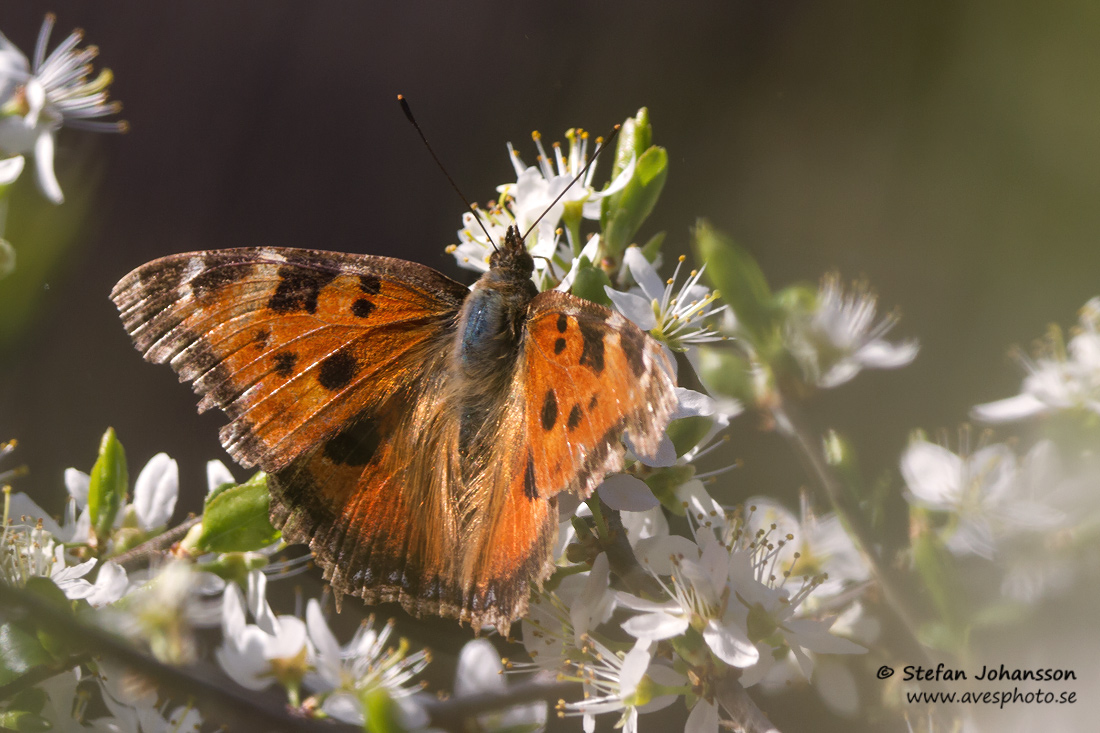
left=459, top=291, right=677, bottom=628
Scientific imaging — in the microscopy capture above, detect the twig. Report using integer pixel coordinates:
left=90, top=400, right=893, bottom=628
left=111, top=516, right=200, bottom=570
left=0, top=581, right=357, bottom=733
left=771, top=401, right=933, bottom=666
left=421, top=679, right=576, bottom=729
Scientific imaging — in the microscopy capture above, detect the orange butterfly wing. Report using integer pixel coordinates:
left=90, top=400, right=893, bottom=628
left=112, top=248, right=472, bottom=617
left=112, top=248, right=467, bottom=470
left=460, top=291, right=677, bottom=628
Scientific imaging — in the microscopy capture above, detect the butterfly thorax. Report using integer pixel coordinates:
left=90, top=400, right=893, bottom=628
left=453, top=227, right=538, bottom=460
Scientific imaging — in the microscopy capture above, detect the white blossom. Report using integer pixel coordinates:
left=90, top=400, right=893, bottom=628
left=901, top=439, right=1065, bottom=559
left=304, top=599, right=430, bottom=724
left=0, top=15, right=125, bottom=203
left=784, top=274, right=918, bottom=389
left=608, top=247, right=727, bottom=349
left=972, top=297, right=1100, bottom=422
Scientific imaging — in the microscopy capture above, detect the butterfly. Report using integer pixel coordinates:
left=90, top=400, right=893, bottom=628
left=111, top=225, right=677, bottom=633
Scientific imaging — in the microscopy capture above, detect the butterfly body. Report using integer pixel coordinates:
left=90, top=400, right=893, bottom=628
left=112, top=227, right=676, bottom=632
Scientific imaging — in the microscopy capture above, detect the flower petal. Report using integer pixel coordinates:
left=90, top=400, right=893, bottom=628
left=133, top=453, right=178, bottom=531
left=970, top=393, right=1050, bottom=423
left=606, top=288, right=657, bottom=330
left=703, top=616, right=759, bottom=667
left=33, top=130, right=63, bottom=204
left=454, top=639, right=505, bottom=697
left=597, top=474, right=658, bottom=512
left=900, top=441, right=963, bottom=506
left=621, top=611, right=689, bottom=641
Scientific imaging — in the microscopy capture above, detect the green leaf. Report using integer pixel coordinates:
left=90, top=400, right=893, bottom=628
left=666, top=416, right=713, bottom=457
left=0, top=238, right=15, bottom=280
left=24, top=577, right=73, bottom=659
left=0, top=622, right=52, bottom=687
left=0, top=709, right=52, bottom=733
left=691, top=220, right=777, bottom=345
left=197, top=472, right=280, bottom=553
left=570, top=258, right=613, bottom=307
left=88, top=427, right=127, bottom=543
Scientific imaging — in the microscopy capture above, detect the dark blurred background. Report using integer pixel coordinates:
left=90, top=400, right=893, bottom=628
left=1, top=2, right=1098, bottom=730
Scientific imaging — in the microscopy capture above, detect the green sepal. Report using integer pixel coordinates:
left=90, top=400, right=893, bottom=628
left=197, top=551, right=270, bottom=585
left=600, top=108, right=667, bottom=258
left=695, top=345, right=754, bottom=403
left=601, top=147, right=668, bottom=259
left=87, top=427, right=127, bottom=544
left=0, top=709, right=52, bottom=733
left=197, top=472, right=280, bottom=553
left=666, top=416, right=713, bottom=458
left=640, top=231, right=666, bottom=261
left=362, top=688, right=408, bottom=733
left=644, top=465, right=697, bottom=516
left=570, top=258, right=613, bottom=307
left=691, top=220, right=777, bottom=345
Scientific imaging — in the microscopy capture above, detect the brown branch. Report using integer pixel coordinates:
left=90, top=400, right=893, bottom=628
left=111, top=516, right=200, bottom=570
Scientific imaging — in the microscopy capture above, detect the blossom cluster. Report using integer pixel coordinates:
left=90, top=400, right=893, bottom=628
left=3, top=15, right=1099, bottom=732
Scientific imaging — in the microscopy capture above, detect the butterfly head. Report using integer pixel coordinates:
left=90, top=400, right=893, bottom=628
left=487, top=225, right=535, bottom=279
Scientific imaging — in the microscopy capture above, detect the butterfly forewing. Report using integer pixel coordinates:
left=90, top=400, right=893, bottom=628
left=111, top=248, right=467, bottom=470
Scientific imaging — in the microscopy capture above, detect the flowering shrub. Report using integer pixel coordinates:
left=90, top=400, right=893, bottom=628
left=2, top=14, right=1098, bottom=733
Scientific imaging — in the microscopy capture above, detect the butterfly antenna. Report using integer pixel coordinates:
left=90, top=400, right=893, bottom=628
left=520, top=123, right=622, bottom=242
left=398, top=95, right=499, bottom=251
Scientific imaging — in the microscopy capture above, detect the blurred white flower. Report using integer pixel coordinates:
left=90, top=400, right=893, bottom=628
left=1, top=492, right=99, bottom=600
left=0, top=15, right=125, bottom=203
left=215, top=583, right=309, bottom=695
left=785, top=274, right=918, bottom=389
left=304, top=599, right=430, bottom=725
left=900, top=440, right=1065, bottom=559
left=972, top=297, right=1100, bottom=422
left=452, top=639, right=547, bottom=733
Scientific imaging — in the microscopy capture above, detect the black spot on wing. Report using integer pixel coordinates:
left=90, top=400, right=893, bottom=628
left=267, top=265, right=337, bottom=314
left=578, top=320, right=606, bottom=373
left=272, top=351, right=297, bottom=378
left=554, top=337, right=566, bottom=354
left=567, top=404, right=583, bottom=431
left=322, top=418, right=381, bottom=467
left=351, top=298, right=375, bottom=318
left=318, top=351, right=358, bottom=390
left=359, top=274, right=382, bottom=294
left=541, top=389, right=558, bottom=430
left=588, top=395, right=599, bottom=410
left=620, top=326, right=648, bottom=377
left=252, top=328, right=271, bottom=348
left=556, top=314, right=568, bottom=332
left=524, top=451, right=538, bottom=500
